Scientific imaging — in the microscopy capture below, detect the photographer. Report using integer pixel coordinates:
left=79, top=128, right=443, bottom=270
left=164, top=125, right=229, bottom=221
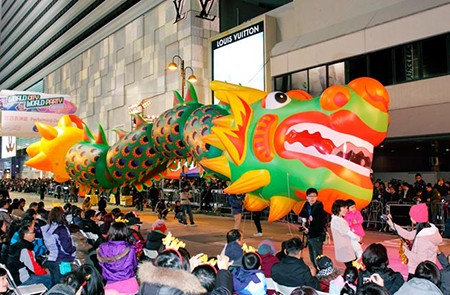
left=299, top=188, right=327, bottom=268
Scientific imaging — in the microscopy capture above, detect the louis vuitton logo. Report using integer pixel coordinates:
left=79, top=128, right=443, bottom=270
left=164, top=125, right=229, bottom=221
left=173, top=0, right=186, bottom=23
left=197, top=0, right=215, bottom=21
left=173, top=0, right=216, bottom=23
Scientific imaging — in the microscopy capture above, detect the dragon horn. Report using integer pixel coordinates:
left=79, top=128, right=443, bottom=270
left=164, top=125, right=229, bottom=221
left=36, top=122, right=58, bottom=140
left=173, top=91, right=183, bottom=106
left=185, top=82, right=198, bottom=103
left=268, top=196, right=297, bottom=222
left=95, top=124, right=108, bottom=145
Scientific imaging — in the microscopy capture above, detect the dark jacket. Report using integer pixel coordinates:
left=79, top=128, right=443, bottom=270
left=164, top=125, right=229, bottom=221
left=144, top=230, right=166, bottom=251
left=271, top=256, right=321, bottom=290
left=81, top=218, right=103, bottom=247
left=358, top=267, right=404, bottom=294
left=437, top=252, right=450, bottom=295
left=299, top=201, right=327, bottom=239
left=7, top=239, right=47, bottom=285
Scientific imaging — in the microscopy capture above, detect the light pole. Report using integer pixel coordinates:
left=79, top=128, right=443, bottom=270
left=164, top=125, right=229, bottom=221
left=168, top=55, right=197, bottom=98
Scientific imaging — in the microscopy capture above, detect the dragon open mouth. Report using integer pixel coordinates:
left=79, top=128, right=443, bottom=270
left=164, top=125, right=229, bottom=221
left=283, top=123, right=373, bottom=176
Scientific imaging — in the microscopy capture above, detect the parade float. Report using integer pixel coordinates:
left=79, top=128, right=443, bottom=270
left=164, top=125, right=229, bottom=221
left=25, top=78, right=390, bottom=221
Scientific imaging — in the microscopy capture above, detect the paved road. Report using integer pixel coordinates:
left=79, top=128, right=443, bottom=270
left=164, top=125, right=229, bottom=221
left=10, top=191, right=450, bottom=276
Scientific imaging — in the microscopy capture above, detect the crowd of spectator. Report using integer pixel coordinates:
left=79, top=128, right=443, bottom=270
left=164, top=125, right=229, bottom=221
left=0, top=176, right=448, bottom=294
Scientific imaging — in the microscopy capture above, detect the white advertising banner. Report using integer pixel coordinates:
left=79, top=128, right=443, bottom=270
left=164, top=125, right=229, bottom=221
left=2, top=136, right=16, bottom=158
left=1, top=111, right=64, bottom=138
left=0, top=90, right=77, bottom=138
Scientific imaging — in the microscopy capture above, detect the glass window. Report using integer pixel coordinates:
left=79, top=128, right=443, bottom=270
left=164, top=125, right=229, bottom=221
left=291, top=70, right=308, bottom=91
left=345, top=55, right=367, bottom=83
left=422, top=35, right=448, bottom=78
left=395, top=43, right=420, bottom=83
left=369, top=49, right=393, bottom=85
left=308, top=66, right=326, bottom=97
left=274, top=75, right=290, bottom=92
left=328, top=62, right=345, bottom=86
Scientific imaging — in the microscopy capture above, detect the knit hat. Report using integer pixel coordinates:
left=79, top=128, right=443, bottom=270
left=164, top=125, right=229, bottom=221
left=257, top=239, right=276, bottom=255
left=409, top=203, right=428, bottom=223
left=152, top=219, right=167, bottom=233
left=316, top=255, right=335, bottom=276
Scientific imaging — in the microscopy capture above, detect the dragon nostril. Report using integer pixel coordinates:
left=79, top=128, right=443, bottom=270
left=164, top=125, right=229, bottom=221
left=320, top=85, right=350, bottom=111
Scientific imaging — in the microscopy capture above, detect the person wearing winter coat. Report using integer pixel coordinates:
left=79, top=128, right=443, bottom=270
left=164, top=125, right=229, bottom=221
left=387, top=203, right=442, bottom=277
left=271, top=237, right=321, bottom=290
left=233, top=252, right=267, bottom=295
left=97, top=221, right=138, bottom=295
left=68, top=224, right=93, bottom=264
left=330, top=200, right=361, bottom=267
left=41, top=207, right=76, bottom=286
left=6, top=225, right=52, bottom=289
left=357, top=243, right=404, bottom=294
left=138, top=249, right=206, bottom=294
left=394, top=260, right=443, bottom=295
left=144, top=219, right=167, bottom=252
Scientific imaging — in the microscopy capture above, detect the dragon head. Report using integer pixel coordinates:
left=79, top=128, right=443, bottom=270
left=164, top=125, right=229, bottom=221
left=204, top=78, right=389, bottom=221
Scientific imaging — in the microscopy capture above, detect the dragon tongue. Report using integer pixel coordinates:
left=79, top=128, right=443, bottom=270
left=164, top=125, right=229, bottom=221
left=286, top=129, right=335, bottom=155
left=333, top=142, right=372, bottom=168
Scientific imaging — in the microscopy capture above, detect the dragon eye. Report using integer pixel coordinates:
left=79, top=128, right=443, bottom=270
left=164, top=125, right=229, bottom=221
left=262, top=92, right=291, bottom=109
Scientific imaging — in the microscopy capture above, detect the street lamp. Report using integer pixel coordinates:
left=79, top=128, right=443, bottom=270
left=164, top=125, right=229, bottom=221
left=168, top=55, right=197, bottom=97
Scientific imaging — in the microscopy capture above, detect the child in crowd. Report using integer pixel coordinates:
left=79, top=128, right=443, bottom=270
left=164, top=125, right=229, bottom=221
left=233, top=252, right=267, bottom=295
left=257, top=240, right=279, bottom=294
left=329, top=266, right=358, bottom=295
left=315, top=255, right=340, bottom=293
left=174, top=200, right=187, bottom=225
left=97, top=221, right=139, bottom=294
left=144, top=219, right=167, bottom=254
left=344, top=199, right=364, bottom=259
left=224, top=229, right=244, bottom=267
left=125, top=212, right=145, bottom=258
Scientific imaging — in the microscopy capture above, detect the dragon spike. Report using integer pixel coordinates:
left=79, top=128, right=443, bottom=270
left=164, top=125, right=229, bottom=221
left=173, top=91, right=184, bottom=106
left=36, top=122, right=58, bottom=140
left=212, top=115, right=234, bottom=128
left=58, top=115, right=73, bottom=127
left=135, top=184, right=143, bottom=191
left=224, top=169, right=270, bottom=194
left=25, top=151, right=52, bottom=170
left=133, top=114, right=146, bottom=128
left=244, top=194, right=269, bottom=211
left=95, top=124, right=108, bottom=145
left=292, top=200, right=305, bottom=215
left=83, top=125, right=95, bottom=142
left=268, top=196, right=298, bottom=222
left=185, top=82, right=198, bottom=103
left=26, top=142, right=41, bottom=158
left=113, top=128, right=128, bottom=140
left=210, top=81, right=267, bottom=105
left=199, top=155, right=231, bottom=179
left=68, top=115, right=84, bottom=128
left=202, top=134, right=225, bottom=150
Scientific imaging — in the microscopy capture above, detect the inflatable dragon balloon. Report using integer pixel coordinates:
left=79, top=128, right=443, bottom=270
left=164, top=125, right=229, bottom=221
left=26, top=77, right=389, bottom=221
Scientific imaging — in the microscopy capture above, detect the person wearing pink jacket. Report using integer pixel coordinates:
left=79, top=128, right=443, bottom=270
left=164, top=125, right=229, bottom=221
left=387, top=203, right=443, bottom=278
left=344, top=199, right=365, bottom=238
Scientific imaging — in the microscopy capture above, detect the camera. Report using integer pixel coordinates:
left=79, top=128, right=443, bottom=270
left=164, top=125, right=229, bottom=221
left=298, top=218, right=308, bottom=232
left=362, top=277, right=371, bottom=284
